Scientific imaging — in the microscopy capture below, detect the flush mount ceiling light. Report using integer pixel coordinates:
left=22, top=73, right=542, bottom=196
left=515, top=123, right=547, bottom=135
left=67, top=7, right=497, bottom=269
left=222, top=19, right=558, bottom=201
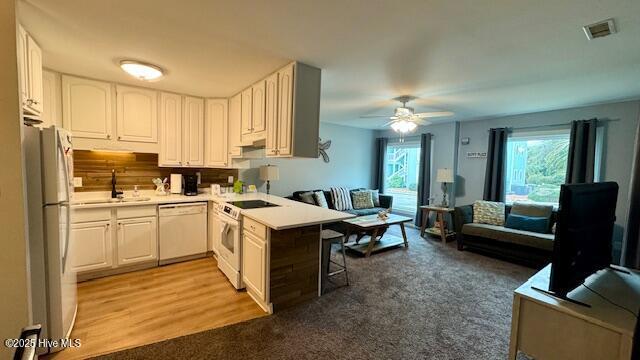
left=119, top=60, right=164, bottom=81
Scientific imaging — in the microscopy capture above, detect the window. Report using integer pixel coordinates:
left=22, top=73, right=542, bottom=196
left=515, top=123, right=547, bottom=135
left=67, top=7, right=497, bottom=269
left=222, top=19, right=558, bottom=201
left=384, top=139, right=421, bottom=215
left=504, top=130, right=570, bottom=206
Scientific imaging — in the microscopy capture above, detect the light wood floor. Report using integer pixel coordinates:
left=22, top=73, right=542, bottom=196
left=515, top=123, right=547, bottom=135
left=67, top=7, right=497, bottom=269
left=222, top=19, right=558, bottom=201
left=45, top=257, right=267, bottom=360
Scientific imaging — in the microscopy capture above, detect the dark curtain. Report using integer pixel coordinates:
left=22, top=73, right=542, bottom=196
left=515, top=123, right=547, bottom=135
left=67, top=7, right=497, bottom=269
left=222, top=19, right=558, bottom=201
left=566, top=119, right=598, bottom=183
left=483, top=128, right=508, bottom=202
left=621, top=120, right=640, bottom=269
left=415, top=133, right=432, bottom=226
left=375, top=137, right=388, bottom=193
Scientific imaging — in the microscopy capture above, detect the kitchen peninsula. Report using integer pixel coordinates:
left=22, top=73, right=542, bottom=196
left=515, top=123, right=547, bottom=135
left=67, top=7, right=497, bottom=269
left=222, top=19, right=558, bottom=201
left=71, top=191, right=354, bottom=312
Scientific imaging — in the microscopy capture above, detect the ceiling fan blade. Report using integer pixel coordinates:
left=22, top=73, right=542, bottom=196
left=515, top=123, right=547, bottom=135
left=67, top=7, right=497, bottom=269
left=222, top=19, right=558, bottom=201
left=414, top=111, right=454, bottom=118
left=413, top=118, right=432, bottom=126
left=382, top=120, right=397, bottom=127
left=359, top=115, right=393, bottom=118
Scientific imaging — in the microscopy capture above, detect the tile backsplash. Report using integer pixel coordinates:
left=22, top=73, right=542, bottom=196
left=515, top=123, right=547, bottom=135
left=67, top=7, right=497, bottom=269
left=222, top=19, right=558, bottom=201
left=73, top=150, right=238, bottom=192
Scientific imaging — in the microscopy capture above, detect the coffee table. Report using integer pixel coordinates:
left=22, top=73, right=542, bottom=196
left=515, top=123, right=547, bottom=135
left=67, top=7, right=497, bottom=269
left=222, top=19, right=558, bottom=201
left=342, top=214, right=412, bottom=257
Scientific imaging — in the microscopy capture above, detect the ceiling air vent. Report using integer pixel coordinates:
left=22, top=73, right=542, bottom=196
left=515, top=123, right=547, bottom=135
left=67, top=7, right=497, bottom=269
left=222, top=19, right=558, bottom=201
left=583, top=18, right=616, bottom=40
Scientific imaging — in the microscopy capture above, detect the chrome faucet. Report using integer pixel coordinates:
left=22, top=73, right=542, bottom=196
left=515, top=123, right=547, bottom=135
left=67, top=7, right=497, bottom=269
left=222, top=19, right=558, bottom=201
left=111, top=169, right=123, bottom=199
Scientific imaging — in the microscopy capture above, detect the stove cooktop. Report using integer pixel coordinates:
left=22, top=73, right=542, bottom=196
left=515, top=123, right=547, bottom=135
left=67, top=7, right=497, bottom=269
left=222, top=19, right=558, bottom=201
left=228, top=200, right=280, bottom=209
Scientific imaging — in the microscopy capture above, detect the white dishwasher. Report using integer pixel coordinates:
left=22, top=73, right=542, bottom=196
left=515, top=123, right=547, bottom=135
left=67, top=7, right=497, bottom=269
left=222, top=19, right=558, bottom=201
left=158, top=202, right=208, bottom=265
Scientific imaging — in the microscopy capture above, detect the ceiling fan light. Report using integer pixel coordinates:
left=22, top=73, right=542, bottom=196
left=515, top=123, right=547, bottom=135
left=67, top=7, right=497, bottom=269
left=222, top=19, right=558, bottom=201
left=120, top=60, right=164, bottom=81
left=391, top=120, right=418, bottom=134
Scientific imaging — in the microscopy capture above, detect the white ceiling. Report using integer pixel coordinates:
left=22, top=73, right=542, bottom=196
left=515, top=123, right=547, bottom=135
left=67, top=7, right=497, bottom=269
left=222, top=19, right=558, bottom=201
left=18, top=0, right=640, bottom=129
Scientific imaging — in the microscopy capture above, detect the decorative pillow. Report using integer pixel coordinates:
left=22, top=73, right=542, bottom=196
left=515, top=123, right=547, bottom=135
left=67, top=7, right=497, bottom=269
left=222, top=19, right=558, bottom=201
left=505, top=214, right=549, bottom=234
left=330, top=187, right=353, bottom=211
left=352, top=191, right=374, bottom=209
left=298, top=191, right=316, bottom=205
left=473, top=200, right=505, bottom=226
left=368, top=189, right=380, bottom=207
left=511, top=202, right=553, bottom=219
left=314, top=191, right=329, bottom=208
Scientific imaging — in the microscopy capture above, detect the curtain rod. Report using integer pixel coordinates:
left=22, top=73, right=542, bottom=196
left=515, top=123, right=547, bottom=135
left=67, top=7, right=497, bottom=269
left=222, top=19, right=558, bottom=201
left=487, top=118, right=618, bottom=132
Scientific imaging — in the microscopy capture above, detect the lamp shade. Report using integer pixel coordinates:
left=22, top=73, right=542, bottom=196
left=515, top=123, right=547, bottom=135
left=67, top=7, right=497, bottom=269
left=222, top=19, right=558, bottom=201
left=259, top=165, right=279, bottom=181
left=436, top=168, right=454, bottom=183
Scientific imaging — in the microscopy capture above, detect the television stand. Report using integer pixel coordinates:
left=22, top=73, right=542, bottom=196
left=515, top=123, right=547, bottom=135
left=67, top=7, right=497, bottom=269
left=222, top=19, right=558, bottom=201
left=509, top=264, right=640, bottom=360
left=531, top=286, right=591, bottom=307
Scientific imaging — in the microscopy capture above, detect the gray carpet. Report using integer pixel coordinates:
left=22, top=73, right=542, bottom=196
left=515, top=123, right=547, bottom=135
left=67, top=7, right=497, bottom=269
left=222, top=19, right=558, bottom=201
left=96, top=227, right=534, bottom=360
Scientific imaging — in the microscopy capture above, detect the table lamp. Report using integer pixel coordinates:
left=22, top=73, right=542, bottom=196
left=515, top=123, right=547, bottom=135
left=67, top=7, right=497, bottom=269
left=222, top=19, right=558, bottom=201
left=259, top=165, right=279, bottom=195
left=436, top=168, right=454, bottom=207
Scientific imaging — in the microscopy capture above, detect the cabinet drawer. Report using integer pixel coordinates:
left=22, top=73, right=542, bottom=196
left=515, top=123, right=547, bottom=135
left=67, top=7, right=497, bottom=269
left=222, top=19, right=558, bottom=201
left=72, top=208, right=111, bottom=223
left=243, top=216, right=266, bottom=239
left=117, top=205, right=157, bottom=219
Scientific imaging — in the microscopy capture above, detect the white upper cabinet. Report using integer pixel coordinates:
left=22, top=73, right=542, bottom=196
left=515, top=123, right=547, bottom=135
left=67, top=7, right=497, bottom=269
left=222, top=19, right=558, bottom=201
left=276, top=63, right=294, bottom=156
left=251, top=80, right=266, bottom=134
left=116, top=85, right=158, bottom=143
left=182, top=96, right=205, bottom=167
left=159, top=92, right=182, bottom=167
left=18, top=25, right=44, bottom=116
left=41, top=70, right=62, bottom=129
left=240, top=87, right=253, bottom=138
left=62, top=75, right=113, bottom=140
left=26, top=35, right=44, bottom=115
left=205, top=99, right=229, bottom=167
left=267, top=62, right=321, bottom=158
left=265, top=72, right=278, bottom=156
left=228, top=93, right=243, bottom=157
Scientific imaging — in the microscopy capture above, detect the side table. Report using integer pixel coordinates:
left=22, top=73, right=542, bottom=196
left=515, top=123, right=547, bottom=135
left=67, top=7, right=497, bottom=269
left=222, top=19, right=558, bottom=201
left=419, top=206, right=455, bottom=242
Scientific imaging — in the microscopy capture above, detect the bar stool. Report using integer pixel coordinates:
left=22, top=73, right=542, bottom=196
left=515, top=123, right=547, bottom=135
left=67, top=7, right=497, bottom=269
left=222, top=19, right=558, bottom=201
left=321, top=229, right=350, bottom=294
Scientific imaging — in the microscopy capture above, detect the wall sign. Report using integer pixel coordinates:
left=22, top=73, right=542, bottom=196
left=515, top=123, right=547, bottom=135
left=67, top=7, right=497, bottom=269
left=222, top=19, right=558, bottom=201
left=467, top=152, right=487, bottom=158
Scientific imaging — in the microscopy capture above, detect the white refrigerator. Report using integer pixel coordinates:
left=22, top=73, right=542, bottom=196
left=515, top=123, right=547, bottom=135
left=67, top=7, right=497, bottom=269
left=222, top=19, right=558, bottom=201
left=24, top=125, right=77, bottom=353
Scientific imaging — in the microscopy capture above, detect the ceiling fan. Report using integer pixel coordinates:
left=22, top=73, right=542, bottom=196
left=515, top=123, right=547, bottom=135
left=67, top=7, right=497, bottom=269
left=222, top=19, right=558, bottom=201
left=360, top=95, right=454, bottom=133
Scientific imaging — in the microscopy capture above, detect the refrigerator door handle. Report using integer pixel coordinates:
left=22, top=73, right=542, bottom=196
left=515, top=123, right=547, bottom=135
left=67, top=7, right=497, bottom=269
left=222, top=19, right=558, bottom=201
left=57, top=131, right=72, bottom=203
left=61, top=202, right=71, bottom=274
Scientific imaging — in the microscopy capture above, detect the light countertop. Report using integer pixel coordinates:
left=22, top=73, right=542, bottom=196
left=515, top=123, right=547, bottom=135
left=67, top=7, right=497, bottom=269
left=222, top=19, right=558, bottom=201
left=71, top=191, right=354, bottom=230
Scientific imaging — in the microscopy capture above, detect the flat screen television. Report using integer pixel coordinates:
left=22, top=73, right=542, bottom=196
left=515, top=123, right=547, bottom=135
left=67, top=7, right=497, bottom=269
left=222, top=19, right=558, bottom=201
left=549, top=182, right=618, bottom=298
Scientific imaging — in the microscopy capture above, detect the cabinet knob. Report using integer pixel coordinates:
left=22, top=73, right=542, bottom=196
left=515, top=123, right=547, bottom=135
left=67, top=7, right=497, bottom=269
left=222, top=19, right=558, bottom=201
left=107, top=134, right=111, bottom=139
left=25, top=99, right=34, bottom=105
left=118, top=136, right=121, bottom=140
left=187, top=161, right=190, bottom=165
left=32, top=100, right=39, bottom=105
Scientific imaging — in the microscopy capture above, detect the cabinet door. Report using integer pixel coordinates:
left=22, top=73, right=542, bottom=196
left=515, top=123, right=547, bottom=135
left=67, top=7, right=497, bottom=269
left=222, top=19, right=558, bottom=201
left=117, top=216, right=157, bottom=266
left=252, top=80, right=266, bottom=133
left=17, top=26, right=29, bottom=107
left=69, top=220, right=113, bottom=273
left=25, top=34, right=43, bottom=115
left=159, top=92, right=182, bottom=167
left=41, top=70, right=61, bottom=129
left=228, top=93, right=243, bottom=157
left=182, top=96, right=205, bottom=166
left=240, top=87, right=252, bottom=136
left=265, top=72, right=279, bottom=156
left=205, top=99, right=228, bottom=167
left=242, top=232, right=267, bottom=301
left=62, top=75, right=113, bottom=139
left=277, top=63, right=294, bottom=156
left=116, top=85, right=158, bottom=143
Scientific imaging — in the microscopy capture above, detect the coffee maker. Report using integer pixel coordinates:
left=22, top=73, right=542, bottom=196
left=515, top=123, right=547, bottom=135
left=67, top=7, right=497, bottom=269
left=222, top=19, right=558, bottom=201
left=183, top=174, right=198, bottom=196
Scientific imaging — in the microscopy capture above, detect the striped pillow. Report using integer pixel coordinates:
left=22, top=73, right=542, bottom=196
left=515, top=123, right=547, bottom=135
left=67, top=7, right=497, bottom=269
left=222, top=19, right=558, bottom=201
left=330, top=187, right=353, bottom=211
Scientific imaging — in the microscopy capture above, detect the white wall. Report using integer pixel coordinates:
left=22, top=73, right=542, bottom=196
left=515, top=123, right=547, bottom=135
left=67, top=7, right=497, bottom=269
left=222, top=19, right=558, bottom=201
left=0, top=1, right=31, bottom=357
left=240, top=122, right=377, bottom=196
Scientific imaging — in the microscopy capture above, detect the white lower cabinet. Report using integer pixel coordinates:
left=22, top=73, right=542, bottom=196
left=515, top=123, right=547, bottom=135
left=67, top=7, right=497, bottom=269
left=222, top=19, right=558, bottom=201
left=69, top=220, right=113, bottom=273
left=71, top=206, right=158, bottom=280
left=242, top=231, right=267, bottom=302
left=116, top=216, right=158, bottom=266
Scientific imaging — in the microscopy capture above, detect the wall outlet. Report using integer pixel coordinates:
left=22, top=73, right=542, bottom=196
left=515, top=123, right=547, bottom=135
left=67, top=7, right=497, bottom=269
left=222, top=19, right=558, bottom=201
left=228, top=176, right=234, bottom=184
left=196, top=172, right=201, bottom=184
left=73, top=177, right=83, bottom=187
